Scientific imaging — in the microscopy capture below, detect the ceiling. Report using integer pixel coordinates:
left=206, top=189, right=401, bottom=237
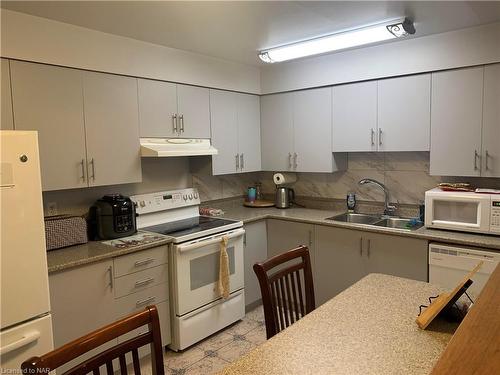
left=3, top=1, right=500, bottom=66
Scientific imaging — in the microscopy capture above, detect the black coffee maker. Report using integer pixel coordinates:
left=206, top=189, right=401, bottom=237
left=89, top=194, right=137, bottom=240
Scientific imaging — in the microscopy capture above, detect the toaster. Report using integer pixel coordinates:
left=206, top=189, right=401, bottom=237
left=89, top=194, right=137, bottom=240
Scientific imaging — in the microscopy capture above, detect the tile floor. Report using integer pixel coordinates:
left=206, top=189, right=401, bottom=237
left=139, top=305, right=266, bottom=375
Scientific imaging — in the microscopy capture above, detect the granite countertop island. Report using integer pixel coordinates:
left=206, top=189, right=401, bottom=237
left=219, top=274, right=458, bottom=375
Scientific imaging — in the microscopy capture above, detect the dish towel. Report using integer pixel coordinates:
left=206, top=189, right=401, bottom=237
left=218, top=236, right=230, bottom=299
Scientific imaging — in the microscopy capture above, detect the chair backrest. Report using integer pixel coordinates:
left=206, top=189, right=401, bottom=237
left=21, top=306, right=164, bottom=375
left=253, top=245, right=315, bottom=340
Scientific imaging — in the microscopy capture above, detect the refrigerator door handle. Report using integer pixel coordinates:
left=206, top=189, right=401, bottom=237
left=0, top=331, right=40, bottom=355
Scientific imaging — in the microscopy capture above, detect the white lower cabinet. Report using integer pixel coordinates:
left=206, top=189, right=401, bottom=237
left=315, top=225, right=428, bottom=306
left=267, top=220, right=314, bottom=262
left=243, top=221, right=268, bottom=307
left=49, top=260, right=117, bottom=374
left=49, top=246, right=171, bottom=373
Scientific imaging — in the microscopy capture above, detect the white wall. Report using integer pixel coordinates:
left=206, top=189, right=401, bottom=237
left=0, top=9, right=261, bottom=94
left=261, top=22, right=500, bottom=94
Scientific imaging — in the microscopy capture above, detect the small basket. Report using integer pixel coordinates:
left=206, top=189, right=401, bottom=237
left=44, top=215, right=88, bottom=251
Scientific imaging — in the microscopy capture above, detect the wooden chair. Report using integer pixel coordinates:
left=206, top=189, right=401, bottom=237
left=21, top=305, right=164, bottom=375
left=253, top=245, right=316, bottom=340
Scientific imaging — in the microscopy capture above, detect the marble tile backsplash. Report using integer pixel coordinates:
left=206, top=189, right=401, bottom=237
left=192, top=152, right=500, bottom=205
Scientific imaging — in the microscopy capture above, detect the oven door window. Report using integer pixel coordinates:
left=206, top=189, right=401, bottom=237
left=190, top=246, right=235, bottom=291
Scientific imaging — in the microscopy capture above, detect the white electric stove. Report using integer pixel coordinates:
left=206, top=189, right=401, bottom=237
left=130, top=188, right=245, bottom=351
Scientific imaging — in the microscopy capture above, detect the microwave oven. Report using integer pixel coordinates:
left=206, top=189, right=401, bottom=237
left=425, top=188, right=500, bottom=235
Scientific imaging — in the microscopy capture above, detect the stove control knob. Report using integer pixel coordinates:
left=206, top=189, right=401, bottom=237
left=140, top=200, right=146, bottom=208
left=183, top=194, right=188, bottom=201
left=189, top=194, right=193, bottom=200
left=194, top=192, right=199, bottom=199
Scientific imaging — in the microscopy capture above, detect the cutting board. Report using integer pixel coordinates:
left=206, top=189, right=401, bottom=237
left=243, top=200, right=275, bottom=208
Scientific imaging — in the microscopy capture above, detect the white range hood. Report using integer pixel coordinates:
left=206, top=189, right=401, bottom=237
left=140, top=138, right=218, bottom=157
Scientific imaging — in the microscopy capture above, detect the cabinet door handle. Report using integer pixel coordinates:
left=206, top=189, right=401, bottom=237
left=80, top=159, right=86, bottom=181
left=474, top=150, right=480, bottom=170
left=288, top=153, right=292, bottom=169
left=134, top=258, right=155, bottom=267
left=367, top=239, right=371, bottom=257
left=308, top=230, right=313, bottom=246
left=485, top=150, right=490, bottom=171
left=378, top=128, right=382, bottom=146
left=108, top=266, right=113, bottom=289
left=359, top=237, right=363, bottom=256
left=235, top=154, right=240, bottom=170
left=136, top=296, right=156, bottom=307
left=179, top=114, right=185, bottom=133
left=89, top=158, right=96, bottom=181
left=371, top=128, right=375, bottom=146
left=135, top=277, right=155, bottom=288
left=293, top=153, right=298, bottom=169
left=240, top=153, right=244, bottom=170
left=172, top=114, right=178, bottom=133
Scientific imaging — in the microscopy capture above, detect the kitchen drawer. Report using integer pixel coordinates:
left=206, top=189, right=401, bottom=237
left=117, top=301, right=171, bottom=353
left=114, top=264, right=168, bottom=298
left=113, top=245, right=168, bottom=278
left=114, top=283, right=168, bottom=315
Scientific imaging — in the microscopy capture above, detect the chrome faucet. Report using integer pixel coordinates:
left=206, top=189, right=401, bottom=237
left=358, top=178, right=397, bottom=216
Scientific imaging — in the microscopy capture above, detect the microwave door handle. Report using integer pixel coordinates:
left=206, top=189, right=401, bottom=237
left=177, top=229, right=245, bottom=253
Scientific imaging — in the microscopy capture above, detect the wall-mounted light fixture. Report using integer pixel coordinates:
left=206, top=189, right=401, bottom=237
left=259, top=18, right=416, bottom=63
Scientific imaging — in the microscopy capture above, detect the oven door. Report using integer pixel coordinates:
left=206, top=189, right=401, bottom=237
left=172, top=228, right=245, bottom=316
left=425, top=191, right=490, bottom=233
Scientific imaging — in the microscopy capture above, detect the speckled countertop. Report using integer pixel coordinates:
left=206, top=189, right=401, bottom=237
left=219, top=273, right=457, bottom=375
left=46, top=231, right=172, bottom=273
left=218, top=204, right=500, bottom=250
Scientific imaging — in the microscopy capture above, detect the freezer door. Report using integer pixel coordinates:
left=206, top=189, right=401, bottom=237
left=0, top=314, right=53, bottom=370
left=1, top=131, right=51, bottom=329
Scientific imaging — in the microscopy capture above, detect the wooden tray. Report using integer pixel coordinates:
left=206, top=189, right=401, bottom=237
left=243, top=200, right=275, bottom=208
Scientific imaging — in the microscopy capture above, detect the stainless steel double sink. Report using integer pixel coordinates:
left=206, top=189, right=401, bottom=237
left=326, top=212, right=423, bottom=231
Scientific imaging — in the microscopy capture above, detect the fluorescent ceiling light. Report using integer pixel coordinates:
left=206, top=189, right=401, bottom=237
left=259, top=18, right=416, bottom=63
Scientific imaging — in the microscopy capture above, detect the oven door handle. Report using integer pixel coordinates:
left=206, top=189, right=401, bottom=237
left=177, top=228, right=245, bottom=253
left=182, top=289, right=244, bottom=319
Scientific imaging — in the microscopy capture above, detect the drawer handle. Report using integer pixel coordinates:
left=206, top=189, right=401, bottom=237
left=136, top=296, right=156, bottom=307
left=134, top=258, right=155, bottom=267
left=135, top=277, right=154, bottom=288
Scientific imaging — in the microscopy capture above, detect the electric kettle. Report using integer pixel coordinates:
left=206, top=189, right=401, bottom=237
left=275, top=187, right=295, bottom=209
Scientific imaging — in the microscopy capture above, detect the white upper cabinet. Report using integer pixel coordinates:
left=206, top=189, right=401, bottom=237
left=377, top=74, right=431, bottom=151
left=261, top=89, right=345, bottom=172
left=138, top=79, right=178, bottom=138
left=261, top=93, right=294, bottom=171
left=333, top=81, right=378, bottom=152
left=210, top=90, right=261, bottom=175
left=236, top=93, right=261, bottom=173
left=83, top=72, right=142, bottom=187
left=293, top=88, right=333, bottom=172
left=482, top=63, right=500, bottom=177
left=10, top=61, right=88, bottom=191
left=177, top=85, right=210, bottom=138
left=1, top=59, right=14, bottom=130
left=210, top=90, right=239, bottom=175
left=138, top=80, right=210, bottom=139
left=430, top=67, right=484, bottom=176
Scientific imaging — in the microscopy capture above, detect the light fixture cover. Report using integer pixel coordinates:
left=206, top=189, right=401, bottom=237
left=259, top=18, right=415, bottom=63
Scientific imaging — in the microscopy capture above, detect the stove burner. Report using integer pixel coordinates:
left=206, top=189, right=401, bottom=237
left=143, top=216, right=238, bottom=238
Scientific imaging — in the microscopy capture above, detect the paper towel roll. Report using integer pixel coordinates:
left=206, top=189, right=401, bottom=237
left=273, top=172, right=297, bottom=185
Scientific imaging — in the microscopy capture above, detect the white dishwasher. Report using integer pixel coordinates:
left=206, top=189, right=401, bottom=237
left=429, top=243, right=499, bottom=300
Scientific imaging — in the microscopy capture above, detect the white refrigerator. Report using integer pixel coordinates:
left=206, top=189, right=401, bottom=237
left=0, top=131, right=54, bottom=369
